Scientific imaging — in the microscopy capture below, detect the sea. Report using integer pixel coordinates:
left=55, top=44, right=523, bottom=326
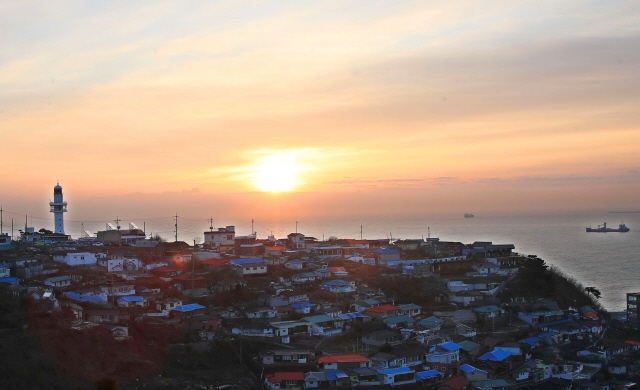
left=138, top=210, right=640, bottom=312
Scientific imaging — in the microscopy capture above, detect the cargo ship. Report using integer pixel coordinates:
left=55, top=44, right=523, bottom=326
left=586, top=222, right=630, bottom=233
left=464, top=213, right=474, bottom=218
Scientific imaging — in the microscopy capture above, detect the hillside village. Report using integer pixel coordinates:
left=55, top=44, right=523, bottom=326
left=1, top=225, right=640, bottom=390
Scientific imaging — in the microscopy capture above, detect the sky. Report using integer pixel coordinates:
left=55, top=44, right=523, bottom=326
left=1, top=1, right=640, bottom=235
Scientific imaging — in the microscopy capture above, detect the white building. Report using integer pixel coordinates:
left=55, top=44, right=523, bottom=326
left=204, top=226, right=235, bottom=249
left=53, top=251, right=97, bottom=266
left=49, top=183, right=68, bottom=235
left=230, top=258, right=267, bottom=275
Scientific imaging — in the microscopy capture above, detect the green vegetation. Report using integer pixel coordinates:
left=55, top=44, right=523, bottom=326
left=499, top=255, right=603, bottom=310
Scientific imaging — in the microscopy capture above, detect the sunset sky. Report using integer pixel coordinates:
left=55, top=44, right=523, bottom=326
left=2, top=1, right=640, bottom=230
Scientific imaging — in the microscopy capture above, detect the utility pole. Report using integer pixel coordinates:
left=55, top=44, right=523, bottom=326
left=208, top=217, right=214, bottom=232
left=143, top=222, right=145, bottom=237
left=360, top=225, right=362, bottom=240
left=295, top=221, right=298, bottom=234
left=114, top=216, right=121, bottom=230
left=174, top=213, right=178, bottom=242
left=12, top=218, right=14, bottom=240
left=1, top=206, right=3, bottom=235
left=251, top=219, right=254, bottom=235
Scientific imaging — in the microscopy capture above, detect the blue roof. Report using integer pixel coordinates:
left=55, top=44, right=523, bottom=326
left=171, top=303, right=206, bottom=312
left=518, top=337, right=541, bottom=345
left=321, top=279, right=348, bottom=286
left=479, top=348, right=510, bottom=362
left=460, top=364, right=487, bottom=375
left=117, top=296, right=144, bottom=302
left=378, top=366, right=412, bottom=375
left=538, top=331, right=560, bottom=337
left=338, top=312, right=368, bottom=320
left=316, top=268, right=331, bottom=273
left=438, top=342, right=462, bottom=352
left=0, top=276, right=17, bottom=282
left=415, top=370, right=441, bottom=380
left=325, top=370, right=348, bottom=380
left=230, top=258, right=266, bottom=265
left=375, top=248, right=399, bottom=254
left=291, top=302, right=312, bottom=309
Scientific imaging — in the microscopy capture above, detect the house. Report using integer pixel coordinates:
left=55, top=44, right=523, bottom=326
left=437, top=376, right=470, bottom=390
left=318, top=354, right=370, bottom=370
left=85, top=309, right=127, bottom=324
left=362, top=330, right=402, bottom=347
left=460, top=364, right=488, bottom=381
left=473, top=305, right=506, bottom=323
left=200, top=258, right=230, bottom=270
left=370, top=352, right=404, bottom=369
left=418, top=316, right=444, bottom=330
left=394, top=346, right=428, bottom=367
left=379, top=367, right=416, bottom=386
left=305, top=314, right=339, bottom=336
left=328, top=267, right=348, bottom=277
left=319, top=280, right=355, bottom=293
left=264, top=372, right=304, bottom=390
left=204, top=226, right=235, bottom=249
left=229, top=258, right=267, bottom=276
left=265, top=246, right=286, bottom=258
left=156, top=297, right=183, bottom=312
left=287, top=233, right=305, bottom=249
left=117, top=296, right=146, bottom=307
left=247, top=307, right=278, bottom=319
left=364, top=304, right=400, bottom=319
left=169, top=303, right=206, bottom=319
left=471, top=379, right=509, bottom=390
left=518, top=309, right=565, bottom=327
left=270, top=320, right=311, bottom=337
left=260, top=349, right=315, bottom=365
left=64, top=287, right=108, bottom=303
left=457, top=340, right=482, bottom=357
left=100, top=281, right=135, bottom=296
left=304, top=371, right=350, bottom=388
left=44, top=275, right=71, bottom=288
left=384, top=315, right=415, bottom=329
left=415, top=370, right=446, bottom=384
left=424, top=343, right=462, bottom=375
left=171, top=274, right=208, bottom=291
left=233, top=323, right=274, bottom=337
left=398, top=303, right=422, bottom=317
left=53, top=251, right=98, bottom=266
left=474, top=262, right=500, bottom=274
left=102, top=325, right=130, bottom=341
left=479, top=348, right=511, bottom=362
left=150, top=266, right=182, bottom=278
left=375, top=248, right=401, bottom=263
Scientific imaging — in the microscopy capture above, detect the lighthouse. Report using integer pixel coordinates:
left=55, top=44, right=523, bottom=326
left=50, top=182, right=67, bottom=234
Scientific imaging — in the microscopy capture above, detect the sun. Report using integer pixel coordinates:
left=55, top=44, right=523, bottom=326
left=253, top=153, right=302, bottom=192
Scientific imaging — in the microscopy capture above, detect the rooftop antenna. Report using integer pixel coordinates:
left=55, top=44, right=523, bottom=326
left=296, top=221, right=298, bottom=234
left=114, top=216, right=121, bottom=231
left=428, top=227, right=431, bottom=240
left=252, top=219, right=254, bottom=236
left=1, top=206, right=3, bottom=235
left=208, top=217, right=214, bottom=232
left=360, top=225, right=363, bottom=240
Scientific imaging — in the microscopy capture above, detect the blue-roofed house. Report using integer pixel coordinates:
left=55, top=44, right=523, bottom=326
left=518, top=337, right=542, bottom=347
left=375, top=248, right=401, bottom=264
left=117, top=296, right=146, bottom=307
left=44, top=275, right=71, bottom=288
left=320, top=279, right=355, bottom=293
left=378, top=366, right=416, bottom=386
left=415, top=370, right=445, bottom=383
left=460, top=364, right=488, bottom=381
left=291, top=302, right=313, bottom=314
left=170, top=303, right=206, bottom=319
left=424, top=342, right=462, bottom=376
left=418, top=316, right=444, bottom=330
left=0, top=264, right=10, bottom=278
left=479, top=348, right=511, bottom=362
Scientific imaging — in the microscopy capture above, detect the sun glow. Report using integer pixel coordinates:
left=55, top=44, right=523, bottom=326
left=253, top=152, right=303, bottom=192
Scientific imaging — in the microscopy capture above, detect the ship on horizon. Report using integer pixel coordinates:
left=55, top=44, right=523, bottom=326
left=464, top=213, right=474, bottom=218
left=586, top=222, right=630, bottom=233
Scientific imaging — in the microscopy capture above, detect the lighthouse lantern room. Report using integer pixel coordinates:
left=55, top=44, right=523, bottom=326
left=50, top=182, right=67, bottom=234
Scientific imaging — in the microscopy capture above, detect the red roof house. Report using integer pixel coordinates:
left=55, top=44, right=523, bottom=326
left=318, top=354, right=370, bottom=370
left=265, top=372, right=304, bottom=389
left=364, top=304, right=400, bottom=318
left=437, top=376, right=470, bottom=390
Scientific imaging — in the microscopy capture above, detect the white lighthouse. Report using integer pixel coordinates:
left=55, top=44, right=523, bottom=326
left=50, top=182, right=67, bottom=234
